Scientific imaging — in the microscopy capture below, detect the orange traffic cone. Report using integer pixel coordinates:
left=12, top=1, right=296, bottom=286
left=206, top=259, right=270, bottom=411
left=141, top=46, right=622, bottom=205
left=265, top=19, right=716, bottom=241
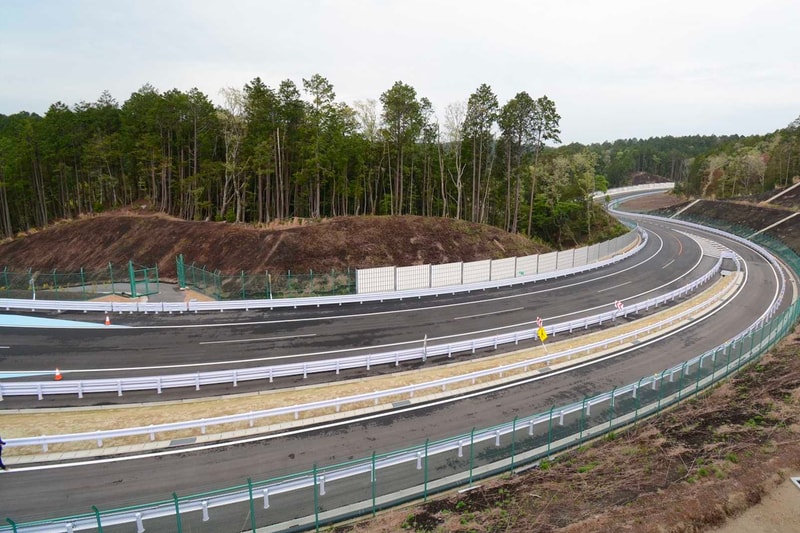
left=105, top=314, right=111, bottom=326
left=54, top=368, right=63, bottom=381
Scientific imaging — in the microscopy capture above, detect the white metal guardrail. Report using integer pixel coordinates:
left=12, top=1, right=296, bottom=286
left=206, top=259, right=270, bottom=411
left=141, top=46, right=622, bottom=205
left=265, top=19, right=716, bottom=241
left=5, top=261, right=741, bottom=453
left=0, top=250, right=734, bottom=402
left=5, top=238, right=792, bottom=533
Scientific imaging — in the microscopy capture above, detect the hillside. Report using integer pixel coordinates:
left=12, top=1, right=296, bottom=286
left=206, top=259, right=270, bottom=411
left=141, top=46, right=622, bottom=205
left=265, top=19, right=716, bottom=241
left=0, top=213, right=555, bottom=279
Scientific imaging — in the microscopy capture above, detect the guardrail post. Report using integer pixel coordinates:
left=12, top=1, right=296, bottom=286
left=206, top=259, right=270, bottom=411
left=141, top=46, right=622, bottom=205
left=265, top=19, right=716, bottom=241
left=172, top=493, right=183, bottom=533
left=92, top=505, right=104, bottom=533
left=547, top=405, right=555, bottom=457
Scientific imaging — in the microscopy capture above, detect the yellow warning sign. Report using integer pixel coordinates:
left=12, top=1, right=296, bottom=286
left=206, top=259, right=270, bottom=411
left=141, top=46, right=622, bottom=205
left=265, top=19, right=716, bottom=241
left=537, top=327, right=548, bottom=342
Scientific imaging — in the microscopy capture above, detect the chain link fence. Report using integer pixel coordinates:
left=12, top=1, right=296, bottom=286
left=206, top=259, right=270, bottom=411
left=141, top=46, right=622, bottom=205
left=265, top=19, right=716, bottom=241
left=177, top=255, right=355, bottom=300
left=0, top=262, right=158, bottom=301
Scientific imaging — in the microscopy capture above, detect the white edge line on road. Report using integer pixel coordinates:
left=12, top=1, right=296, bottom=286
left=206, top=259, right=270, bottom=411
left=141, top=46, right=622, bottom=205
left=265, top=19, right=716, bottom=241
left=454, top=307, right=524, bottom=321
left=597, top=281, right=631, bottom=293
left=199, top=334, right=316, bottom=345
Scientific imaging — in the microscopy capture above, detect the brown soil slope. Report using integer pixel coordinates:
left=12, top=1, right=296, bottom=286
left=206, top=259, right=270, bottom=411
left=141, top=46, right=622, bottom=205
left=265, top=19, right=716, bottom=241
left=0, top=214, right=550, bottom=279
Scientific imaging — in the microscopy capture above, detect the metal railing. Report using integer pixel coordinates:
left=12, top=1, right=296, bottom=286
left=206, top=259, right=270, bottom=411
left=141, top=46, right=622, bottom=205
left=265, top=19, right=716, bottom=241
left=0, top=251, right=733, bottom=401
left=2, top=237, right=794, bottom=533
left=5, top=263, right=741, bottom=453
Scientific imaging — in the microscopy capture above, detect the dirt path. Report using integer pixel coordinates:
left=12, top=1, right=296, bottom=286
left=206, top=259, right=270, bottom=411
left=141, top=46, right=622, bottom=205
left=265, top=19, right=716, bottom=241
left=712, top=477, right=800, bottom=533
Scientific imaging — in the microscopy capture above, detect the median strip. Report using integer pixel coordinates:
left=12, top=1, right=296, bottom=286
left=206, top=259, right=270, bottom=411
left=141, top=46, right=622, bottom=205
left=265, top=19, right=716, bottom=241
left=1, top=273, right=740, bottom=463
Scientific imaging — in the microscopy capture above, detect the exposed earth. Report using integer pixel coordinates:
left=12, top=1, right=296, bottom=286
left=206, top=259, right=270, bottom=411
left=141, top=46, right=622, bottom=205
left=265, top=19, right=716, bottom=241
left=1, top=189, right=798, bottom=532
left=0, top=213, right=554, bottom=279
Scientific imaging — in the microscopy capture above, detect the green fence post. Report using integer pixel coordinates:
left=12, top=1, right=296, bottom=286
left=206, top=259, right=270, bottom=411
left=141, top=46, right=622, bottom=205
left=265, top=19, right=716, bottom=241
left=241, top=270, right=246, bottom=300
left=677, top=363, right=686, bottom=401
left=579, top=396, right=587, bottom=444
left=80, top=267, right=86, bottom=300
left=510, top=415, right=518, bottom=474
left=215, top=270, right=222, bottom=300
left=2, top=266, right=8, bottom=297
left=469, top=427, right=476, bottom=485
left=91, top=505, right=104, bottom=533
left=172, top=492, right=183, bottom=533
left=608, top=386, right=617, bottom=430
left=310, top=269, right=314, bottom=296
left=176, top=254, right=186, bottom=289
left=154, top=264, right=160, bottom=294
left=52, top=268, right=58, bottom=293
left=656, top=369, right=668, bottom=412
left=313, top=463, right=320, bottom=531
left=371, top=451, right=377, bottom=517
left=695, top=356, right=703, bottom=394
left=423, top=438, right=430, bottom=502
left=634, top=377, right=645, bottom=425
left=267, top=271, right=272, bottom=299
left=247, top=478, right=257, bottom=533
left=5, top=518, right=17, bottom=532
left=547, top=405, right=555, bottom=457
left=128, top=260, right=137, bottom=298
left=108, top=262, right=115, bottom=295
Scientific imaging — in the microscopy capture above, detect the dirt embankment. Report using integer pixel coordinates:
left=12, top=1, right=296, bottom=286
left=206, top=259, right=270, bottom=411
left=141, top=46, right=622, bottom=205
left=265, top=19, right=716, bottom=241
left=0, top=214, right=551, bottom=279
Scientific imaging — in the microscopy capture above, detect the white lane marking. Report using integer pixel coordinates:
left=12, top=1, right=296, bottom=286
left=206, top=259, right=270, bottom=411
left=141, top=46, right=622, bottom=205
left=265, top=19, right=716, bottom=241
left=13, top=282, right=750, bottom=472
left=0, top=346, right=9, bottom=349
left=597, top=281, right=631, bottom=293
left=454, top=307, right=523, bottom=321
left=199, top=334, right=316, bottom=345
left=661, top=259, right=675, bottom=269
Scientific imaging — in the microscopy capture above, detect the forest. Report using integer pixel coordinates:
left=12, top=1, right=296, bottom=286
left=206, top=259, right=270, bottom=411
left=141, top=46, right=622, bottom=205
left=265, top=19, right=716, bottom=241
left=1, top=75, right=798, bottom=247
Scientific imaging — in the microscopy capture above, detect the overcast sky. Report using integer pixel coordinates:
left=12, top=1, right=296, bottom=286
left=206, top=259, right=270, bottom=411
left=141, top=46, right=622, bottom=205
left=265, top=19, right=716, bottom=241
left=2, top=0, right=798, bottom=144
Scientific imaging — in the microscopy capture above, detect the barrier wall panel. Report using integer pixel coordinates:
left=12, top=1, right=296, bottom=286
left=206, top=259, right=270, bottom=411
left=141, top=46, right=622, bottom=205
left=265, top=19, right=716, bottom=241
left=396, top=264, right=431, bottom=291
left=356, top=267, right=395, bottom=293
left=556, top=249, right=575, bottom=270
left=462, top=260, right=491, bottom=284
left=587, top=243, right=599, bottom=264
left=538, top=252, right=558, bottom=273
left=431, top=263, right=463, bottom=287
left=598, top=240, right=610, bottom=260
left=490, top=257, right=516, bottom=280
left=516, top=255, right=538, bottom=276
left=573, top=247, right=589, bottom=267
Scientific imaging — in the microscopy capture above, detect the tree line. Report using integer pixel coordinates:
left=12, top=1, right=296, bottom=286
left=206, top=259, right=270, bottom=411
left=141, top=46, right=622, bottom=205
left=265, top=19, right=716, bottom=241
left=2, top=74, right=795, bottom=248
left=0, top=76, right=614, bottom=247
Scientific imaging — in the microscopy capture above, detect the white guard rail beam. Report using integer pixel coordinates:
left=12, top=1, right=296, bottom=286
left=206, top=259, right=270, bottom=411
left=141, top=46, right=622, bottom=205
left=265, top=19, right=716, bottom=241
left=0, top=250, right=736, bottom=403
left=5, top=254, right=740, bottom=452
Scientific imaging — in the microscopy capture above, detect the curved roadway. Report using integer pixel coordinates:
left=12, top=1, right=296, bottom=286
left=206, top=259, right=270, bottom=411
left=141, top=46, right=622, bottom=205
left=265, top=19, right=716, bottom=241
left=0, top=212, right=792, bottom=529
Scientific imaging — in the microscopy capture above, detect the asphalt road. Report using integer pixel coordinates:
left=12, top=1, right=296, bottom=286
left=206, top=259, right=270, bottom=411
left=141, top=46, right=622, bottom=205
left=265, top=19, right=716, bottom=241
left=0, top=214, right=791, bottom=530
left=5, top=222, right=709, bottom=379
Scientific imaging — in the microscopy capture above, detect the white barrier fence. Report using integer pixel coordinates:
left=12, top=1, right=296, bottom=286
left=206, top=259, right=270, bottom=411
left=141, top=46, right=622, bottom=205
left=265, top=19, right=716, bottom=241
left=356, top=232, right=638, bottom=293
left=0, top=251, right=734, bottom=402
